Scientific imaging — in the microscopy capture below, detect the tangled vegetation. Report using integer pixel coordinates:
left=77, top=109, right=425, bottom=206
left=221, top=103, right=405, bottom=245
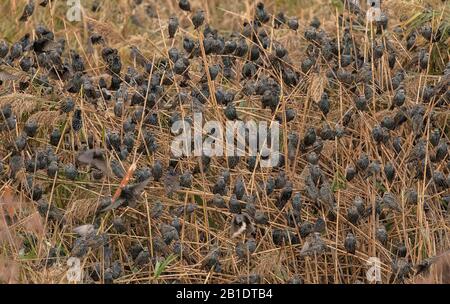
left=0, top=0, right=449, bottom=284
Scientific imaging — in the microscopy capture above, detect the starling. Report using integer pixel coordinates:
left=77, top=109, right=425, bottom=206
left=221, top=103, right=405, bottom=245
left=277, top=182, right=293, bottom=209
left=314, top=217, right=326, bottom=233
left=382, top=192, right=402, bottom=212
left=202, top=247, right=221, bottom=271
left=433, top=171, right=448, bottom=188
left=178, top=0, right=191, bottom=12
left=107, top=159, right=123, bottom=179
left=19, top=0, right=35, bottom=22
left=381, top=116, right=396, bottom=131
left=392, top=136, right=403, bottom=154
left=134, top=250, right=150, bottom=267
left=60, top=98, right=75, bottom=113
left=405, top=188, right=418, bottom=204
left=344, top=233, right=356, bottom=254
left=367, top=160, right=382, bottom=178
left=183, top=37, right=195, bottom=54
left=168, top=16, right=179, bottom=39
left=47, top=161, right=58, bottom=178
left=376, top=226, right=388, bottom=245
left=419, top=48, right=429, bottom=70
left=0, top=40, right=8, bottom=58
left=9, top=42, right=23, bottom=61
left=224, top=103, right=238, bottom=120
left=391, top=257, right=412, bottom=282
left=170, top=216, right=182, bottom=234
left=318, top=92, right=330, bottom=116
left=352, top=196, right=365, bottom=216
left=420, top=24, right=432, bottom=41
left=24, top=120, right=38, bottom=137
left=213, top=176, right=227, bottom=195
left=303, top=153, right=317, bottom=166
left=72, top=109, right=82, bottom=132
left=151, top=160, right=163, bottom=181
left=392, top=88, right=406, bottom=108
left=64, top=164, right=78, bottom=180
left=291, top=193, right=302, bottom=213
left=179, top=171, right=193, bottom=188
left=19, top=56, right=33, bottom=72
left=274, top=12, right=286, bottom=28
left=301, top=57, right=315, bottom=73
left=356, top=153, right=369, bottom=171
left=255, top=2, right=270, bottom=24
left=347, top=205, right=359, bottom=225
left=211, top=194, right=225, bottom=209
left=303, top=127, right=317, bottom=147
left=388, top=52, right=396, bottom=69
left=422, top=85, right=435, bottom=103
left=161, top=224, right=179, bottom=245
left=90, top=33, right=104, bottom=45
left=288, top=18, right=299, bottom=31
left=174, top=58, right=189, bottom=75
left=406, top=32, right=416, bottom=51
left=430, top=129, right=440, bottom=147
left=394, top=243, right=408, bottom=258
left=319, top=182, right=335, bottom=210
left=242, top=62, right=257, bottom=78
left=384, top=162, right=395, bottom=182
left=234, top=38, right=248, bottom=57
left=408, top=139, right=426, bottom=162
left=233, top=177, right=245, bottom=200
left=49, top=128, right=61, bottom=146
left=14, top=133, right=27, bottom=152
left=191, top=10, right=205, bottom=30
left=254, top=210, right=268, bottom=225
left=355, top=95, right=368, bottom=111
left=229, top=194, right=241, bottom=214
left=435, top=141, right=448, bottom=162
left=345, top=165, right=357, bottom=181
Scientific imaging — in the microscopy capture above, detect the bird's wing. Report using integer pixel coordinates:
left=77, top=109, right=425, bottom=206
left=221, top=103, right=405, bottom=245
left=101, top=197, right=126, bottom=212
left=77, top=149, right=108, bottom=173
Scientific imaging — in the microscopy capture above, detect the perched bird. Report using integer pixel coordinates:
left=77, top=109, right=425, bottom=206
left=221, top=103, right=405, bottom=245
left=382, top=192, right=402, bottom=212
left=344, top=232, right=357, bottom=254
left=168, top=16, right=179, bottom=39
left=288, top=18, right=299, bottom=31
left=376, top=225, right=388, bottom=245
left=19, top=0, right=35, bottom=22
left=418, top=48, right=429, bottom=70
left=255, top=2, right=270, bottom=24
left=191, top=10, right=205, bottom=30
left=178, top=0, right=191, bottom=12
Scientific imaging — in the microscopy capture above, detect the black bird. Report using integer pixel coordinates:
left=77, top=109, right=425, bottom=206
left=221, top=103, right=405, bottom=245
left=288, top=18, right=299, bottom=31
left=191, top=10, right=205, bottom=30
left=255, top=2, right=270, bottom=24
left=19, top=0, right=35, bottom=22
left=168, top=16, right=179, bottom=39
left=344, top=233, right=357, bottom=254
left=72, top=109, right=82, bottom=132
left=178, top=0, right=191, bottom=12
